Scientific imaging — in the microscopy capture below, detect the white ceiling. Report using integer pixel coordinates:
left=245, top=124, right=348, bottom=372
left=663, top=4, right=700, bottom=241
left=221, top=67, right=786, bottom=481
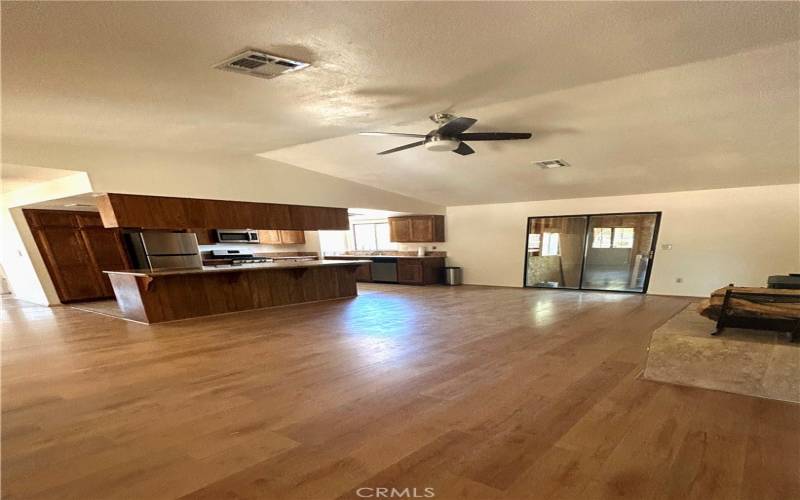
left=2, top=2, right=798, bottom=206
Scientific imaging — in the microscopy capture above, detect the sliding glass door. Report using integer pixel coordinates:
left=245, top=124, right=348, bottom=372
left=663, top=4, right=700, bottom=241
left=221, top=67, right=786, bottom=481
left=524, top=212, right=660, bottom=293
left=524, top=216, right=587, bottom=288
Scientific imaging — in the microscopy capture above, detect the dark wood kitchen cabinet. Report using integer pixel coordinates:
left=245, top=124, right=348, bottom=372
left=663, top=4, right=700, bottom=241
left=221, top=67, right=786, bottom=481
left=96, top=193, right=349, bottom=231
left=388, top=215, right=445, bottom=242
left=24, top=209, right=130, bottom=302
left=354, top=262, right=372, bottom=282
left=397, top=259, right=423, bottom=284
left=397, top=257, right=445, bottom=285
left=191, top=229, right=216, bottom=245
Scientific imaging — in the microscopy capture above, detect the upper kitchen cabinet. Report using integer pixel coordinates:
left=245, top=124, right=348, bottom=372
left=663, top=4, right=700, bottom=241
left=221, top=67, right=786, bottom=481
left=96, top=193, right=349, bottom=231
left=278, top=230, right=306, bottom=244
left=388, top=215, right=445, bottom=243
left=257, top=230, right=306, bottom=245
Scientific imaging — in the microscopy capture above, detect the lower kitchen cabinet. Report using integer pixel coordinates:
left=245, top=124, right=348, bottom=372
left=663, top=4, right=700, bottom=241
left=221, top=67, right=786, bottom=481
left=24, top=209, right=130, bottom=303
left=398, top=258, right=445, bottom=285
left=397, top=259, right=423, bottom=284
left=325, top=256, right=445, bottom=285
left=354, top=262, right=372, bottom=282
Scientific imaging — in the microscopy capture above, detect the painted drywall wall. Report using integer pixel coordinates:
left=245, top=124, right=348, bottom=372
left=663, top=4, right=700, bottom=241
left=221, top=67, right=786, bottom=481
left=1, top=207, right=53, bottom=305
left=1, top=172, right=94, bottom=305
left=445, top=184, right=800, bottom=297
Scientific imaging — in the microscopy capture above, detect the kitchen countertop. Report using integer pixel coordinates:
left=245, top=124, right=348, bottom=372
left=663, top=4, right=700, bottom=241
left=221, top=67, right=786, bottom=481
left=325, top=255, right=446, bottom=259
left=104, top=259, right=371, bottom=277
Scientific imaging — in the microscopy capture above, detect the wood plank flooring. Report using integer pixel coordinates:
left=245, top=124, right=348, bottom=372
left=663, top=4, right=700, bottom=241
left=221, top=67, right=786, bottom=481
left=2, top=285, right=798, bottom=499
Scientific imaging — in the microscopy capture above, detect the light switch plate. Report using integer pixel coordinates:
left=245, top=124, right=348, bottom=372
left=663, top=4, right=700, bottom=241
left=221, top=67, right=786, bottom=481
left=661, top=244, right=673, bottom=250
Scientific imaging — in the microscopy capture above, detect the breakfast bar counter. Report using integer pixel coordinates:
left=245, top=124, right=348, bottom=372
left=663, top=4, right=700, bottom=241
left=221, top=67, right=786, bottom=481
left=104, top=260, right=370, bottom=324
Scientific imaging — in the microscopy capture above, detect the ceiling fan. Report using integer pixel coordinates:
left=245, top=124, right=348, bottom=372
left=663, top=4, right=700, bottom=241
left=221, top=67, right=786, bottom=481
left=360, top=113, right=532, bottom=156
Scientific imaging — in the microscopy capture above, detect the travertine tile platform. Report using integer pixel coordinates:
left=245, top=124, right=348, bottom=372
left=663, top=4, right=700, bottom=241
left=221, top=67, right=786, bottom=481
left=643, top=304, right=799, bottom=403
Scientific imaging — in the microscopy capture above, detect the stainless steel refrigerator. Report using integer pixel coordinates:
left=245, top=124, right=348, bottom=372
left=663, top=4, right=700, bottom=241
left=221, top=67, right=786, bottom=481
left=125, top=232, right=202, bottom=270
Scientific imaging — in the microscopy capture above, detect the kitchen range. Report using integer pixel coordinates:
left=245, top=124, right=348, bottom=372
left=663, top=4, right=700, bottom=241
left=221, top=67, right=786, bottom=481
left=208, top=249, right=272, bottom=264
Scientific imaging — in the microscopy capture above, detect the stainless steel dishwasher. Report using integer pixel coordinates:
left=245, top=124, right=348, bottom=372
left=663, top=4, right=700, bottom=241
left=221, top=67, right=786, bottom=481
left=370, top=257, right=398, bottom=283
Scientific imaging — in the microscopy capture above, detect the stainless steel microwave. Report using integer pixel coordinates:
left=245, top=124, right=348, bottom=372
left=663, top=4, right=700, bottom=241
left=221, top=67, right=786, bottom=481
left=215, top=229, right=260, bottom=243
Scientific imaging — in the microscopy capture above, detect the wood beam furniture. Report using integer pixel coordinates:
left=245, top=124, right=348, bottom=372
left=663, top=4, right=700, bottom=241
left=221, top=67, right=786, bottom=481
left=23, top=209, right=130, bottom=302
left=104, top=260, right=368, bottom=323
left=388, top=215, right=445, bottom=242
left=96, top=193, right=349, bottom=231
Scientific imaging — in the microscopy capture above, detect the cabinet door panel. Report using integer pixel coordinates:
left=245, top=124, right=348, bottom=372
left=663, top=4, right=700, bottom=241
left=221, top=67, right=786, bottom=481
left=258, top=230, right=283, bottom=244
left=32, top=227, right=106, bottom=301
left=389, top=218, right=412, bottom=242
left=354, top=263, right=372, bottom=282
left=279, top=230, right=305, bottom=245
left=75, top=212, right=104, bottom=228
left=410, top=217, right=434, bottom=242
left=81, top=229, right=130, bottom=296
left=28, top=211, right=78, bottom=228
left=397, top=260, right=423, bottom=284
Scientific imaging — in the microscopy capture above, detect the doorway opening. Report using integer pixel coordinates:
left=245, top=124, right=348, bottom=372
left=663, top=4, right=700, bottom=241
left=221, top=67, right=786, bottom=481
left=523, top=212, right=661, bottom=293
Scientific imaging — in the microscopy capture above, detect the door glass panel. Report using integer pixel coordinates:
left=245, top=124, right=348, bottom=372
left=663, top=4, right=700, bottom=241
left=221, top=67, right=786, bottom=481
left=525, top=216, right=587, bottom=288
left=581, top=213, right=658, bottom=292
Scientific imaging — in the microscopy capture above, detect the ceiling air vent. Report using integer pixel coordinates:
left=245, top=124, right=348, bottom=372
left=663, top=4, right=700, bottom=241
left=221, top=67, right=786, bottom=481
left=535, top=159, right=570, bottom=169
left=214, top=49, right=310, bottom=79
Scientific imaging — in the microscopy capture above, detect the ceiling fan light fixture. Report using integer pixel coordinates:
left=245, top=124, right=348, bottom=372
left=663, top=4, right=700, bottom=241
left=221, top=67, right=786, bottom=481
left=424, top=137, right=460, bottom=152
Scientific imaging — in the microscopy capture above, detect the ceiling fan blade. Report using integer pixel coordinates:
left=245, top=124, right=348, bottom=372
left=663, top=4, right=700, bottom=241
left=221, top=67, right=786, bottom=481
left=377, top=141, right=426, bottom=155
left=456, top=132, right=532, bottom=141
left=360, top=132, right=427, bottom=138
left=452, top=142, right=475, bottom=156
left=437, top=117, right=477, bottom=136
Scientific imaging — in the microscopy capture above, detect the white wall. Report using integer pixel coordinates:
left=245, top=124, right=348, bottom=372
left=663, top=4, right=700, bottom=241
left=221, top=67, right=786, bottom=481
left=1, top=172, right=94, bottom=305
left=445, top=184, right=800, bottom=297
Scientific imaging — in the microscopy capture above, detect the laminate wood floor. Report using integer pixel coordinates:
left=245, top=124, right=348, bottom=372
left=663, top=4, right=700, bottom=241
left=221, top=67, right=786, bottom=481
left=2, top=286, right=798, bottom=499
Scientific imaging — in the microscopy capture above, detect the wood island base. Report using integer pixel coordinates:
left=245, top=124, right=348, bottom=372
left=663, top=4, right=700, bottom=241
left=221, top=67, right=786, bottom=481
left=106, top=261, right=365, bottom=324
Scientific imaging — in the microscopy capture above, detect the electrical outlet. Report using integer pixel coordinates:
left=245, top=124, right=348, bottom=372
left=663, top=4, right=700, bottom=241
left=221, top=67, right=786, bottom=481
left=675, top=277, right=683, bottom=283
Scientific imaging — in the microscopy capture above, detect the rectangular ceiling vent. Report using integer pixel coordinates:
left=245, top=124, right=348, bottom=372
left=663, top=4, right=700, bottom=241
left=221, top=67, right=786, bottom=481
left=535, top=159, right=571, bottom=169
left=214, top=49, right=310, bottom=79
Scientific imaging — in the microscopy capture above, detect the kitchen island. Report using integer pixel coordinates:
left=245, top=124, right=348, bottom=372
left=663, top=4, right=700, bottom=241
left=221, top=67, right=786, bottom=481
left=104, top=260, right=369, bottom=323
